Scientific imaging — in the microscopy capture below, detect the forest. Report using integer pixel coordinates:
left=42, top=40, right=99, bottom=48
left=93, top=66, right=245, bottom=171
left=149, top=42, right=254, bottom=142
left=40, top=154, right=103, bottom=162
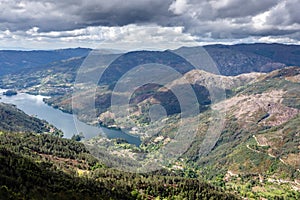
left=0, top=132, right=238, bottom=200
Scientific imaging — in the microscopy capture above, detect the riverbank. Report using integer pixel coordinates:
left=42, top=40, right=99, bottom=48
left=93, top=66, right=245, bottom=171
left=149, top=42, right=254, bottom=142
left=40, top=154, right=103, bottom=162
left=0, top=90, right=141, bottom=146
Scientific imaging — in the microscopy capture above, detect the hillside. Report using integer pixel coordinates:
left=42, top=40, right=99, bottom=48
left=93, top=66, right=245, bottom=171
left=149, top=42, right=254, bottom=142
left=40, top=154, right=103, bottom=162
left=180, top=67, right=300, bottom=198
left=44, top=67, right=300, bottom=198
left=80, top=67, right=300, bottom=199
left=0, top=132, right=237, bottom=200
left=230, top=43, right=300, bottom=67
left=0, top=102, right=62, bottom=136
left=0, top=94, right=238, bottom=199
left=175, top=43, right=300, bottom=76
left=44, top=68, right=263, bottom=128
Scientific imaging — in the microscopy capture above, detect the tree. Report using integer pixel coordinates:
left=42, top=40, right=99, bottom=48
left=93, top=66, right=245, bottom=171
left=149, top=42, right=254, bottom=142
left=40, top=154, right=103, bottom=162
left=71, top=132, right=84, bottom=141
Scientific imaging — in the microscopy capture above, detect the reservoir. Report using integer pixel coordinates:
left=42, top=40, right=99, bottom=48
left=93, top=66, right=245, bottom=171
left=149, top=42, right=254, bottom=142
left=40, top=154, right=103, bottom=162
left=0, top=90, right=141, bottom=146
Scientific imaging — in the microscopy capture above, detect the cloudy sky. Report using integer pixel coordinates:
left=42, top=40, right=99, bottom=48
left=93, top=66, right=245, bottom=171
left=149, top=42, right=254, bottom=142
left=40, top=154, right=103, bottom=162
left=0, top=0, right=299, bottom=50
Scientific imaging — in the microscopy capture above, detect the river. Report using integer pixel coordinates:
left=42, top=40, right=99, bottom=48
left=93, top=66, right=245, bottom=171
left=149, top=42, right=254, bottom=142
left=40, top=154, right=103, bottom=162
left=0, top=90, right=141, bottom=146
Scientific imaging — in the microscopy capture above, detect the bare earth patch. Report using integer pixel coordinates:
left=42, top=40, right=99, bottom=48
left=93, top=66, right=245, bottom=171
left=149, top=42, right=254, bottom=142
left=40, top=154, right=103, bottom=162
left=282, top=153, right=300, bottom=169
left=168, top=69, right=262, bottom=90
left=285, top=74, right=300, bottom=83
left=254, top=135, right=269, bottom=146
left=213, top=90, right=299, bottom=127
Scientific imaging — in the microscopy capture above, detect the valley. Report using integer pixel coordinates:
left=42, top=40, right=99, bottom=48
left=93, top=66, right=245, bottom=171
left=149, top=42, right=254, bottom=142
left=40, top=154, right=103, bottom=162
left=0, top=43, right=300, bottom=199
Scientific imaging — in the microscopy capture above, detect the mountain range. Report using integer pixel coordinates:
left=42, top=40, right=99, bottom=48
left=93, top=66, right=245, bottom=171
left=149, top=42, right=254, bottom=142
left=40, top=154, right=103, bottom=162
left=0, top=43, right=299, bottom=199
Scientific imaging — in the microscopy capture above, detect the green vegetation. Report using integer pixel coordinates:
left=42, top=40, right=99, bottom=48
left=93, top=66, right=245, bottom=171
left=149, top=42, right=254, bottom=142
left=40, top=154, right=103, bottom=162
left=0, top=132, right=237, bottom=199
left=1, top=45, right=300, bottom=199
left=0, top=103, right=62, bottom=136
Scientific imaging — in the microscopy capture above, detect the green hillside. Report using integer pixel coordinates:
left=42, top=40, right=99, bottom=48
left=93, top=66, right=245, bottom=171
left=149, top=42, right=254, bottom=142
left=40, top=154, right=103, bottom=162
left=0, top=132, right=237, bottom=200
left=178, top=67, right=300, bottom=199
left=0, top=102, right=62, bottom=136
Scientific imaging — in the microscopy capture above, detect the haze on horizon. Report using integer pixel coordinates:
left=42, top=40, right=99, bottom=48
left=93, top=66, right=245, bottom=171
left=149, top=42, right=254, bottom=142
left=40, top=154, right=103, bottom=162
left=0, top=0, right=299, bottom=51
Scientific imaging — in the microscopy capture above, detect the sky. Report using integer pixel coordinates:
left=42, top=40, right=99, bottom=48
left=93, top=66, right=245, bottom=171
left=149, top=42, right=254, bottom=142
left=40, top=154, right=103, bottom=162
left=0, top=0, right=299, bottom=50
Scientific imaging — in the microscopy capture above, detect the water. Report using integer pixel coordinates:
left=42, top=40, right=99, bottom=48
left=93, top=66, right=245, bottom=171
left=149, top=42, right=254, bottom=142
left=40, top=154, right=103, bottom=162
left=0, top=90, right=141, bottom=146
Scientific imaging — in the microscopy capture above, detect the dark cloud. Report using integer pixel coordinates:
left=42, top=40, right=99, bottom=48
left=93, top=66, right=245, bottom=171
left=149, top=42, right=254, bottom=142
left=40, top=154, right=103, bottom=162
left=76, top=0, right=173, bottom=27
left=172, top=0, right=300, bottom=42
left=212, top=0, right=279, bottom=18
left=0, top=0, right=299, bottom=45
left=0, top=0, right=80, bottom=31
left=0, top=0, right=174, bottom=31
left=266, top=0, right=300, bottom=26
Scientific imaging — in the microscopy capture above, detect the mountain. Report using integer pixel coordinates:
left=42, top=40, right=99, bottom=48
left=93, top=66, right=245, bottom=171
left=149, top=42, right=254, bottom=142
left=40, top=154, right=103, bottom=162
left=186, top=67, right=300, bottom=194
left=0, top=56, right=86, bottom=95
left=0, top=48, right=91, bottom=76
left=175, top=43, right=300, bottom=76
left=157, top=67, right=300, bottom=198
left=230, top=43, right=300, bottom=66
left=78, top=67, right=300, bottom=199
left=1, top=43, right=299, bottom=96
left=1, top=44, right=300, bottom=199
left=99, top=50, right=194, bottom=85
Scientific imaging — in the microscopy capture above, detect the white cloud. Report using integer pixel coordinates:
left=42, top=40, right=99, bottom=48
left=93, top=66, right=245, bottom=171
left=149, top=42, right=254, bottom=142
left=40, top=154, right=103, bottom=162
left=169, top=0, right=189, bottom=15
left=0, top=24, right=200, bottom=50
left=258, top=36, right=300, bottom=45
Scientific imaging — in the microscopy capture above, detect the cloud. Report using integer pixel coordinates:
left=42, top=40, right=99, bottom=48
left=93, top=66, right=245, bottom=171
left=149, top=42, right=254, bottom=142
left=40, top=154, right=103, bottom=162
left=169, top=0, right=189, bottom=15
left=76, top=0, right=173, bottom=27
left=0, top=0, right=299, bottom=49
left=0, top=24, right=200, bottom=50
left=171, top=0, right=300, bottom=42
left=265, top=0, right=300, bottom=26
left=210, top=0, right=279, bottom=18
left=0, top=0, right=174, bottom=31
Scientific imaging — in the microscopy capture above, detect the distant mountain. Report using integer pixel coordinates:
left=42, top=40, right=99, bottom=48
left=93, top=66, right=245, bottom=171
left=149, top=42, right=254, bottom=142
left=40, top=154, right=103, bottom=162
left=0, top=43, right=299, bottom=78
left=174, top=43, right=300, bottom=76
left=0, top=47, right=91, bottom=75
left=0, top=43, right=299, bottom=89
left=99, top=50, right=194, bottom=85
left=230, top=43, right=300, bottom=66
left=0, top=43, right=298, bottom=98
